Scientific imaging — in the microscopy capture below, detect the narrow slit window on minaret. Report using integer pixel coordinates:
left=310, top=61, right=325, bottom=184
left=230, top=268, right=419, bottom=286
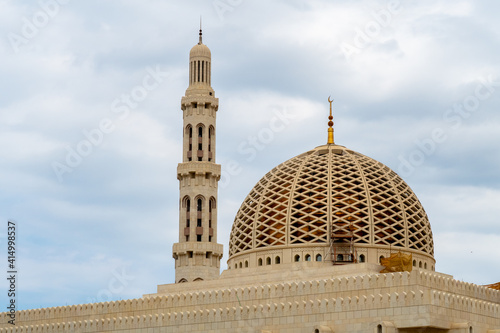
left=201, top=61, right=204, bottom=82
left=197, top=60, right=200, bottom=82
left=190, top=61, right=193, bottom=85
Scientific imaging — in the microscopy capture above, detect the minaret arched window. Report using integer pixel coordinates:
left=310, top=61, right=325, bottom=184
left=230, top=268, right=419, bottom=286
left=186, top=125, right=193, bottom=161
left=197, top=198, right=203, bottom=227
left=208, top=126, right=214, bottom=162
left=209, top=197, right=216, bottom=243
left=183, top=196, right=191, bottom=242
left=197, top=125, right=203, bottom=161
left=186, top=198, right=191, bottom=228
left=209, top=197, right=216, bottom=229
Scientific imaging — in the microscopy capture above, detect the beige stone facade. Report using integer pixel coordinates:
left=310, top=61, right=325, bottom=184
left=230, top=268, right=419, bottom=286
left=1, top=265, right=499, bottom=332
left=1, top=32, right=499, bottom=333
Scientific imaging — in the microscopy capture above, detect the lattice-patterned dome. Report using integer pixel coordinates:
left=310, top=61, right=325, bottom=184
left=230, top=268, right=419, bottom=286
left=228, top=144, right=434, bottom=269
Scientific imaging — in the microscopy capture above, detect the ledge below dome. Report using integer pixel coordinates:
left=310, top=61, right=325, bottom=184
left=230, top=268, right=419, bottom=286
left=227, top=244, right=435, bottom=276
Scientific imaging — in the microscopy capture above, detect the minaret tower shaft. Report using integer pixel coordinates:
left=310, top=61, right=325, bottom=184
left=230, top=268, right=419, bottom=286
left=172, top=28, right=223, bottom=283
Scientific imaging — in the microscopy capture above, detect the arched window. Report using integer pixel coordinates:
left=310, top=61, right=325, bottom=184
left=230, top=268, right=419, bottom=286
left=337, top=254, right=343, bottom=261
left=377, top=324, right=383, bottom=333
left=258, top=258, right=263, bottom=266
left=197, top=126, right=203, bottom=161
left=379, top=256, right=384, bottom=263
left=424, top=263, right=427, bottom=269
left=178, top=278, right=187, bottom=283
left=208, top=126, right=214, bottom=162
left=183, top=197, right=191, bottom=228
left=316, top=254, right=322, bottom=262
left=235, top=263, right=237, bottom=269
left=305, top=254, right=311, bottom=262
left=413, top=259, right=416, bottom=267
left=419, top=261, right=422, bottom=268
left=266, top=257, right=271, bottom=265
left=193, top=277, right=203, bottom=282
left=209, top=197, right=216, bottom=229
left=294, top=255, right=300, bottom=262
left=359, top=254, right=365, bottom=263
left=275, top=256, right=281, bottom=264
left=239, top=262, right=242, bottom=268
left=245, top=261, right=248, bottom=268
left=197, top=198, right=203, bottom=227
left=187, top=125, right=193, bottom=161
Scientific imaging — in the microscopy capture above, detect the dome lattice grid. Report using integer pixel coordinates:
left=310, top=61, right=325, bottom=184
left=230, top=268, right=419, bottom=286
left=228, top=145, right=434, bottom=259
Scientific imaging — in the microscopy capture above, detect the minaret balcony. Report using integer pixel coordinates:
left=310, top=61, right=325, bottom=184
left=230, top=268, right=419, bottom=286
left=177, top=162, right=221, bottom=179
left=172, top=242, right=223, bottom=258
left=181, top=95, right=219, bottom=109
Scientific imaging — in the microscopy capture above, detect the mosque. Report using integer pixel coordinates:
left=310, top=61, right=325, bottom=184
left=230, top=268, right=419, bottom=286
left=1, top=30, right=499, bottom=333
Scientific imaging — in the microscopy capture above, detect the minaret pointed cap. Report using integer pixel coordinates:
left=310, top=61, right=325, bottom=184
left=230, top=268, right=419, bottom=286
left=199, top=16, right=203, bottom=44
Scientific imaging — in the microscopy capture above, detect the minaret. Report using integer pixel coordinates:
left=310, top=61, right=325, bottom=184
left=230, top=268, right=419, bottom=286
left=172, top=27, right=223, bottom=283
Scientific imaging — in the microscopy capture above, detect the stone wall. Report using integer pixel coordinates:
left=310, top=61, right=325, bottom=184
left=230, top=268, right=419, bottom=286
left=0, top=270, right=498, bottom=332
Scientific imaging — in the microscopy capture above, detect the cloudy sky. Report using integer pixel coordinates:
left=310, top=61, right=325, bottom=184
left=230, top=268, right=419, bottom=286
left=1, top=0, right=499, bottom=310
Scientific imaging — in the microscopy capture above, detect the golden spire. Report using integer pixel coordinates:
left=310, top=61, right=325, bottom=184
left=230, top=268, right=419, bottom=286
left=327, top=96, right=334, bottom=144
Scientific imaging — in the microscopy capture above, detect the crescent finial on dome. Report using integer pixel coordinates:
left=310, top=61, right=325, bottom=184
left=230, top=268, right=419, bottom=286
left=327, top=96, right=334, bottom=144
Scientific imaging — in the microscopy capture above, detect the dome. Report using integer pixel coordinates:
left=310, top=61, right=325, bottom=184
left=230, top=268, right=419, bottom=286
left=228, top=144, right=435, bottom=271
left=190, top=42, right=211, bottom=58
